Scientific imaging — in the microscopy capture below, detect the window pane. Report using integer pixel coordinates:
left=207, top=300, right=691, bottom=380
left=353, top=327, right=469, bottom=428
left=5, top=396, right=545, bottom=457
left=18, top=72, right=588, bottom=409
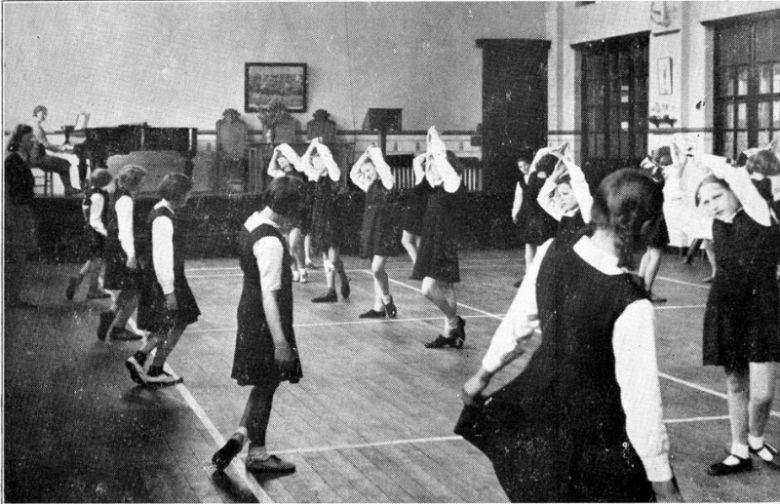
left=634, top=77, right=647, bottom=102
left=774, top=100, right=780, bottom=129
left=737, top=67, right=749, bottom=95
left=725, top=103, right=734, bottom=129
left=609, top=133, right=620, bottom=157
left=760, top=64, right=773, bottom=94
left=759, top=101, right=771, bottom=129
left=723, top=131, right=734, bottom=157
left=774, top=63, right=780, bottom=93
left=621, top=79, right=630, bottom=103
left=719, top=68, right=734, bottom=96
left=759, top=130, right=771, bottom=147
left=737, top=102, right=747, bottom=129
left=736, top=131, right=748, bottom=153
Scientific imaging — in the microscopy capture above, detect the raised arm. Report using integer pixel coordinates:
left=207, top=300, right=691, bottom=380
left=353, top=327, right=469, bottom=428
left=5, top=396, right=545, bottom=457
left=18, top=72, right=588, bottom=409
left=350, top=149, right=373, bottom=192
left=267, top=147, right=285, bottom=179
left=428, top=126, right=462, bottom=193
left=300, top=140, right=319, bottom=182
left=537, top=167, right=564, bottom=222
left=315, top=141, right=341, bottom=182
left=559, top=156, right=593, bottom=223
left=707, top=154, right=771, bottom=226
left=512, top=181, right=523, bottom=223
left=413, top=154, right=427, bottom=186
left=367, top=145, right=395, bottom=190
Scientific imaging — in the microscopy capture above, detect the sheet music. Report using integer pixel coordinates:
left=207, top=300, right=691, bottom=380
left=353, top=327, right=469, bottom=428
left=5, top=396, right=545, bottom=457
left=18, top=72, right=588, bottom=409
left=74, top=112, right=89, bottom=130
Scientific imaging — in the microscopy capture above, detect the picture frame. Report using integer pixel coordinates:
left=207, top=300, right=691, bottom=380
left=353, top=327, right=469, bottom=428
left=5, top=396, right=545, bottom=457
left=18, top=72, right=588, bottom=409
left=658, top=57, right=673, bottom=95
left=245, top=63, right=307, bottom=113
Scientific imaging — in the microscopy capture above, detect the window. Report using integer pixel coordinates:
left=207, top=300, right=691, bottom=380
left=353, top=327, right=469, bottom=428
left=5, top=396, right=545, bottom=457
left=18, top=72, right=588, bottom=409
left=580, top=34, right=649, bottom=169
left=715, top=16, right=780, bottom=158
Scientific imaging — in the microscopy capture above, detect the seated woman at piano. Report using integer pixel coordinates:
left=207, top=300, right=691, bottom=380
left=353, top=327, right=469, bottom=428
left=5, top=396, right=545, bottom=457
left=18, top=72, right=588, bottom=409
left=30, top=104, right=81, bottom=195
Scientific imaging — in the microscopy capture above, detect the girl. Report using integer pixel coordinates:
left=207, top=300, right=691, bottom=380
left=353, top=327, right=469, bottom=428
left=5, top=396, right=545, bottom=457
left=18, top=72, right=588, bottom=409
left=638, top=147, right=672, bottom=303
left=66, top=169, right=114, bottom=301
left=695, top=155, right=780, bottom=475
left=99, top=165, right=147, bottom=341
left=512, top=147, right=560, bottom=287
left=399, top=152, right=431, bottom=267
left=125, top=173, right=199, bottom=387
left=268, top=144, right=309, bottom=283
left=462, top=168, right=681, bottom=502
left=351, top=145, right=398, bottom=319
left=304, top=138, right=350, bottom=303
left=413, top=126, right=467, bottom=349
left=536, top=153, right=593, bottom=245
left=211, top=176, right=304, bottom=473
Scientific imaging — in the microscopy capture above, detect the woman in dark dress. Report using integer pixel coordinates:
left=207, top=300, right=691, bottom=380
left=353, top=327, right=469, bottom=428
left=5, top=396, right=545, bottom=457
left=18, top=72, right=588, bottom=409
left=514, top=147, right=560, bottom=266
left=400, top=152, right=433, bottom=266
left=126, top=174, right=199, bottom=387
left=351, top=145, right=399, bottom=319
left=412, top=127, right=468, bottom=349
left=461, top=169, right=681, bottom=502
left=305, top=138, right=350, bottom=302
left=695, top=157, right=780, bottom=475
left=211, top=177, right=304, bottom=473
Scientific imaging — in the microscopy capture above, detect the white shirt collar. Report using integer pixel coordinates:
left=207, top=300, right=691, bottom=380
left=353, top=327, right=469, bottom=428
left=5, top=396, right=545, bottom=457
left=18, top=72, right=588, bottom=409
left=244, top=211, right=280, bottom=232
left=572, top=235, right=622, bottom=275
left=154, top=199, right=175, bottom=214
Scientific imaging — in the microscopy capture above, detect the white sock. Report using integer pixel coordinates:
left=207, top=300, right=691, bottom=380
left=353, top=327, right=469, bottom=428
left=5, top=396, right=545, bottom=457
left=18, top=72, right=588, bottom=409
left=730, top=442, right=749, bottom=460
left=748, top=434, right=764, bottom=451
left=381, top=294, right=392, bottom=304
left=249, top=445, right=269, bottom=460
left=445, top=316, right=459, bottom=332
left=233, top=427, right=248, bottom=443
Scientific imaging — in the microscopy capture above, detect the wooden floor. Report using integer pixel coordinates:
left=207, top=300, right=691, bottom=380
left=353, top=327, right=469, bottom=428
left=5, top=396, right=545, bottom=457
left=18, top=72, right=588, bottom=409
left=4, top=250, right=780, bottom=502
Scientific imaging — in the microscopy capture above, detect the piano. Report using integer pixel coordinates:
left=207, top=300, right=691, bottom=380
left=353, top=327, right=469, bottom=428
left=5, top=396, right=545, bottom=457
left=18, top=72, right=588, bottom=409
left=70, top=123, right=198, bottom=177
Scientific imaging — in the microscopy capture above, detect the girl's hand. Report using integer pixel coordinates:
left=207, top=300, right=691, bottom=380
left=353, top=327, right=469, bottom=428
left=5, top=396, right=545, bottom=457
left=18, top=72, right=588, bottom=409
left=274, top=341, right=295, bottom=372
left=462, top=373, right=491, bottom=406
left=126, top=255, right=137, bottom=270
left=165, top=292, right=178, bottom=311
left=551, top=162, right=568, bottom=182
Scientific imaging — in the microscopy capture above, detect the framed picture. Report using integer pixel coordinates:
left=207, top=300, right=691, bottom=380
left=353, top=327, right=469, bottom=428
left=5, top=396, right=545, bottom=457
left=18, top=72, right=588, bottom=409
left=245, top=63, right=307, bottom=113
left=658, top=57, right=673, bottom=95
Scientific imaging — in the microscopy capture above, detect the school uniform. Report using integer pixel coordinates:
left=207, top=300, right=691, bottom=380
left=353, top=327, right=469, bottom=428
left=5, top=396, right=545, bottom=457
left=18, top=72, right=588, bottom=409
left=463, top=236, right=671, bottom=502
left=556, top=210, right=589, bottom=245
left=645, top=166, right=670, bottom=249
left=103, top=188, right=140, bottom=290
left=411, top=182, right=466, bottom=283
left=82, top=187, right=109, bottom=258
left=310, top=176, right=345, bottom=254
left=231, top=212, right=302, bottom=386
left=515, top=171, right=558, bottom=246
left=401, top=179, right=432, bottom=236
left=137, top=201, right=200, bottom=332
left=359, top=179, right=398, bottom=258
left=703, top=209, right=780, bottom=371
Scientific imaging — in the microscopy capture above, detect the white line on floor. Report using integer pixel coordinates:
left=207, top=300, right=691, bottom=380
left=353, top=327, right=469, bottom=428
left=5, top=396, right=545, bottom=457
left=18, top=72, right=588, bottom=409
left=663, top=415, right=730, bottom=424
left=656, top=276, right=710, bottom=290
left=659, top=372, right=780, bottom=418
left=165, top=363, right=274, bottom=503
left=654, top=304, right=706, bottom=310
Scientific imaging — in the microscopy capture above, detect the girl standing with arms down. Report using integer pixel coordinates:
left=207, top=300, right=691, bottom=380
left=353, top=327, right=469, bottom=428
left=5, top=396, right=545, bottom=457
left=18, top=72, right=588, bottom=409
left=351, top=145, right=398, bottom=319
left=211, top=177, right=304, bottom=473
left=696, top=155, right=780, bottom=475
left=99, top=165, right=147, bottom=341
left=462, top=169, right=681, bottom=502
left=125, top=174, right=199, bottom=387
left=413, top=127, right=467, bottom=349
left=304, top=138, right=350, bottom=303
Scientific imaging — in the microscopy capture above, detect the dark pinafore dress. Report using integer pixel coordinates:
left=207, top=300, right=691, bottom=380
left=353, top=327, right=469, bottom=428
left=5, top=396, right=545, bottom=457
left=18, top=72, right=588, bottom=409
left=516, top=172, right=557, bottom=246
left=556, top=210, right=589, bottom=246
left=457, top=239, right=654, bottom=502
left=82, top=187, right=109, bottom=258
left=703, top=210, right=780, bottom=371
left=411, top=182, right=466, bottom=283
left=137, top=205, right=200, bottom=332
left=284, top=169, right=312, bottom=234
left=103, top=188, right=140, bottom=290
left=231, top=223, right=303, bottom=386
left=401, top=179, right=433, bottom=236
left=359, top=179, right=398, bottom=258
left=310, top=176, right=345, bottom=254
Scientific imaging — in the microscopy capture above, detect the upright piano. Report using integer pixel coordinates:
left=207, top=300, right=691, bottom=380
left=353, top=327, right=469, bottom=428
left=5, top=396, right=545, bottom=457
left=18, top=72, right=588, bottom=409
left=72, top=123, right=198, bottom=177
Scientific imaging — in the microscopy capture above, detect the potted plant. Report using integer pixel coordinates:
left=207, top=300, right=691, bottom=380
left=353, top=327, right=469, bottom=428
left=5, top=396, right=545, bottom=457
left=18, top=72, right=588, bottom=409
left=258, top=98, right=289, bottom=144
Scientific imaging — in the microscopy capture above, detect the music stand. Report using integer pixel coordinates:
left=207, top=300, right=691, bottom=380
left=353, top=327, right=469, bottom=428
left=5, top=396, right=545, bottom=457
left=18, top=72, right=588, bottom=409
left=362, top=108, right=402, bottom=155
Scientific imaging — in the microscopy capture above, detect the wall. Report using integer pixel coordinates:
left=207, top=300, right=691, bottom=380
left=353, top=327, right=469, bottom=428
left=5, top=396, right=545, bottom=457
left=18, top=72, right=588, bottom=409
left=3, top=1, right=546, bottom=134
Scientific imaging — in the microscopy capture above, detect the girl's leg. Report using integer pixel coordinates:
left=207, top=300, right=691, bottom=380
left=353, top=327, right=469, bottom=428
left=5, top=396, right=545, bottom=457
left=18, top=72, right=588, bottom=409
left=304, top=234, right=315, bottom=267
left=149, top=324, right=187, bottom=370
left=524, top=243, right=536, bottom=269
left=421, top=278, right=463, bottom=348
left=748, top=362, right=777, bottom=452
left=702, top=239, right=716, bottom=282
left=710, top=369, right=752, bottom=474
left=109, top=290, right=141, bottom=340
left=288, top=227, right=306, bottom=281
left=66, top=260, right=90, bottom=299
left=371, top=255, right=396, bottom=317
left=401, top=230, right=418, bottom=265
left=330, top=246, right=349, bottom=299
left=312, top=251, right=337, bottom=302
left=85, top=258, right=106, bottom=296
left=242, top=382, right=294, bottom=471
left=683, top=238, right=702, bottom=264
left=641, top=247, right=665, bottom=302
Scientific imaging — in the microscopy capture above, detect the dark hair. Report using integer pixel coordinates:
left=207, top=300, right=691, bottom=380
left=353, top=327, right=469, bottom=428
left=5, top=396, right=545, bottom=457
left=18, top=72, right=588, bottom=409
left=590, top=168, right=664, bottom=264
left=263, top=176, right=305, bottom=220
left=534, top=152, right=561, bottom=177
left=517, top=148, right=534, bottom=164
left=745, top=150, right=780, bottom=177
left=32, top=105, right=47, bottom=116
left=158, top=173, right=193, bottom=203
left=89, top=168, right=114, bottom=189
left=7, top=124, right=33, bottom=152
left=651, top=146, right=673, bottom=167
left=444, top=150, right=464, bottom=176
left=117, top=165, right=148, bottom=192
left=694, top=174, right=730, bottom=206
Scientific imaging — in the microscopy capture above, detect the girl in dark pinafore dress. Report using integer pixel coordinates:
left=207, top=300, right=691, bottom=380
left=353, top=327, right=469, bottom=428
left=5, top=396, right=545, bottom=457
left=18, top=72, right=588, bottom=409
left=536, top=152, right=593, bottom=246
left=125, top=173, right=199, bottom=387
left=412, top=127, right=468, bottom=349
left=99, top=165, right=148, bottom=342
left=351, top=145, right=399, bottom=319
left=400, top=153, right=433, bottom=266
left=304, top=138, right=350, bottom=303
left=211, top=177, right=304, bottom=474
left=694, top=155, right=780, bottom=475
left=462, top=169, right=681, bottom=502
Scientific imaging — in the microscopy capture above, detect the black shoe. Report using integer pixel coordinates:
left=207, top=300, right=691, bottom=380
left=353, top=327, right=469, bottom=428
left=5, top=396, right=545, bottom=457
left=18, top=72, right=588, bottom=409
left=65, top=276, right=79, bottom=300
left=707, top=453, right=753, bottom=476
left=450, top=317, right=466, bottom=349
left=649, top=293, right=667, bottom=304
left=340, top=277, right=351, bottom=300
left=749, top=443, right=780, bottom=470
left=512, top=280, right=522, bottom=288
left=359, top=309, right=386, bottom=319
left=109, top=328, right=143, bottom=341
left=212, top=436, right=244, bottom=471
left=424, top=334, right=456, bottom=349
left=125, top=353, right=147, bottom=385
left=384, top=297, right=397, bottom=319
left=146, top=367, right=183, bottom=387
left=312, top=290, right=337, bottom=303
left=97, top=310, right=114, bottom=341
